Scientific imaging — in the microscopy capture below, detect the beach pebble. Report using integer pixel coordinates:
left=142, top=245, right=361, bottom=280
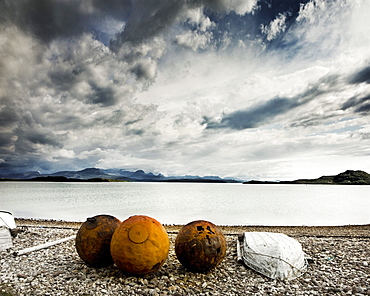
left=0, top=222, right=369, bottom=296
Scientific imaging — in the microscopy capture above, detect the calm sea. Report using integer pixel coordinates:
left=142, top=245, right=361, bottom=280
left=1, top=182, right=369, bottom=226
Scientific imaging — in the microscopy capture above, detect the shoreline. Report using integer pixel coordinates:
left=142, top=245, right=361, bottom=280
left=1, top=218, right=369, bottom=295
left=15, top=218, right=370, bottom=237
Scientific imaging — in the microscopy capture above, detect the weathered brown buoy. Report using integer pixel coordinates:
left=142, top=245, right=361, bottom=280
left=75, top=214, right=121, bottom=267
left=110, top=215, right=170, bottom=275
left=175, top=220, right=226, bottom=272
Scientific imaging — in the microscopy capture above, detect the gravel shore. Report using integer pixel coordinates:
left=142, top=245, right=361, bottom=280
left=1, top=219, right=369, bottom=296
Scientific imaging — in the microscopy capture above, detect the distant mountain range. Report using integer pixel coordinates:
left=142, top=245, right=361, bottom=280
left=244, top=170, right=370, bottom=185
left=0, top=167, right=240, bottom=183
left=1, top=168, right=369, bottom=185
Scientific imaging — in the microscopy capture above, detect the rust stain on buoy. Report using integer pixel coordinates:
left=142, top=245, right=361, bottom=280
left=175, top=220, right=227, bottom=272
left=75, top=214, right=121, bottom=267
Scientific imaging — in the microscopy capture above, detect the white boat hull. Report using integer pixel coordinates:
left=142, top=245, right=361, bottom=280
left=237, top=232, right=308, bottom=280
left=0, top=211, right=16, bottom=251
left=0, top=211, right=16, bottom=229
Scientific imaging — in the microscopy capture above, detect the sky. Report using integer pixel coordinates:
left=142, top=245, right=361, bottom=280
left=1, top=0, right=370, bottom=181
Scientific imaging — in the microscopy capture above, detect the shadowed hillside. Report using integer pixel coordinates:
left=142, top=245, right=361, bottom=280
left=244, top=170, right=370, bottom=185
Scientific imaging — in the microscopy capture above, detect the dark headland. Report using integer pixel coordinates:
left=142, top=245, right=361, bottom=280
left=244, top=170, right=370, bottom=185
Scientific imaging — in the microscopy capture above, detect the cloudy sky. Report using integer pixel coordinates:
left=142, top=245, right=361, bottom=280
left=1, top=0, right=370, bottom=181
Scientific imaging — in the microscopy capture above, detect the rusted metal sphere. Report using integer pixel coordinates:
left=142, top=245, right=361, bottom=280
left=110, top=215, right=170, bottom=275
left=175, top=220, right=227, bottom=272
left=75, top=214, right=121, bottom=267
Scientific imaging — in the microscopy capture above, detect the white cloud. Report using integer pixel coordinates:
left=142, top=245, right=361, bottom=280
left=296, top=0, right=327, bottom=23
left=97, top=17, right=125, bottom=36
left=134, top=0, right=370, bottom=179
left=175, top=31, right=212, bottom=51
left=2, top=0, right=370, bottom=180
left=261, top=13, right=287, bottom=41
left=173, top=6, right=216, bottom=51
left=50, top=149, right=76, bottom=160
left=288, top=0, right=369, bottom=63
left=180, top=7, right=214, bottom=32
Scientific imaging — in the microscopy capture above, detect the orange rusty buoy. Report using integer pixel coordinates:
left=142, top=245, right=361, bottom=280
left=110, top=215, right=170, bottom=275
left=75, top=214, right=121, bottom=267
left=175, top=220, right=226, bottom=272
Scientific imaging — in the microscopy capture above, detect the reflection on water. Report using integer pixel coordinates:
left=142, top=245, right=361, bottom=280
left=1, top=182, right=369, bottom=226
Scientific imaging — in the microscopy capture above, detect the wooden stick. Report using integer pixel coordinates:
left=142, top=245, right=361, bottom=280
left=14, top=235, right=76, bottom=256
left=236, top=239, right=243, bottom=262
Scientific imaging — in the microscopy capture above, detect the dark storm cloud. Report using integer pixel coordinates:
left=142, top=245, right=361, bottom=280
left=0, top=105, right=64, bottom=162
left=125, top=119, right=142, bottom=126
left=289, top=114, right=336, bottom=128
left=348, top=66, right=370, bottom=85
left=205, top=74, right=339, bottom=130
left=356, top=102, right=370, bottom=113
left=0, top=152, right=54, bottom=175
left=0, top=101, right=20, bottom=155
left=13, top=135, right=43, bottom=155
left=1, top=0, right=88, bottom=43
left=126, top=129, right=145, bottom=136
left=130, top=62, right=155, bottom=81
left=111, top=1, right=183, bottom=48
left=0, top=133, right=14, bottom=148
left=0, top=103, right=19, bottom=127
left=12, top=110, right=64, bottom=149
left=1, top=0, right=369, bottom=179
left=341, top=66, right=370, bottom=113
left=2, top=0, right=184, bottom=48
left=0, top=0, right=132, bottom=44
left=48, top=68, right=81, bottom=92
left=88, top=82, right=117, bottom=106
left=25, top=131, right=62, bottom=147
left=353, top=94, right=370, bottom=113
left=90, top=0, right=132, bottom=20
left=204, top=97, right=303, bottom=129
left=341, top=94, right=370, bottom=112
left=108, top=0, right=269, bottom=53
left=1, top=0, right=310, bottom=55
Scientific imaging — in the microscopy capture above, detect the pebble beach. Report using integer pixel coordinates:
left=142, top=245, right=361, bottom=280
left=1, top=219, right=369, bottom=296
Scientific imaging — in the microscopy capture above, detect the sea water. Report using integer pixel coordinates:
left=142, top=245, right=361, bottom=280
left=1, top=181, right=369, bottom=226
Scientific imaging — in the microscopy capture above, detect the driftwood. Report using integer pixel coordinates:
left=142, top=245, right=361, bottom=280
left=14, top=235, right=76, bottom=256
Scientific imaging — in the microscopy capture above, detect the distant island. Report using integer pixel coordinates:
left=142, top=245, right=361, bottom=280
left=243, top=170, right=370, bottom=185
